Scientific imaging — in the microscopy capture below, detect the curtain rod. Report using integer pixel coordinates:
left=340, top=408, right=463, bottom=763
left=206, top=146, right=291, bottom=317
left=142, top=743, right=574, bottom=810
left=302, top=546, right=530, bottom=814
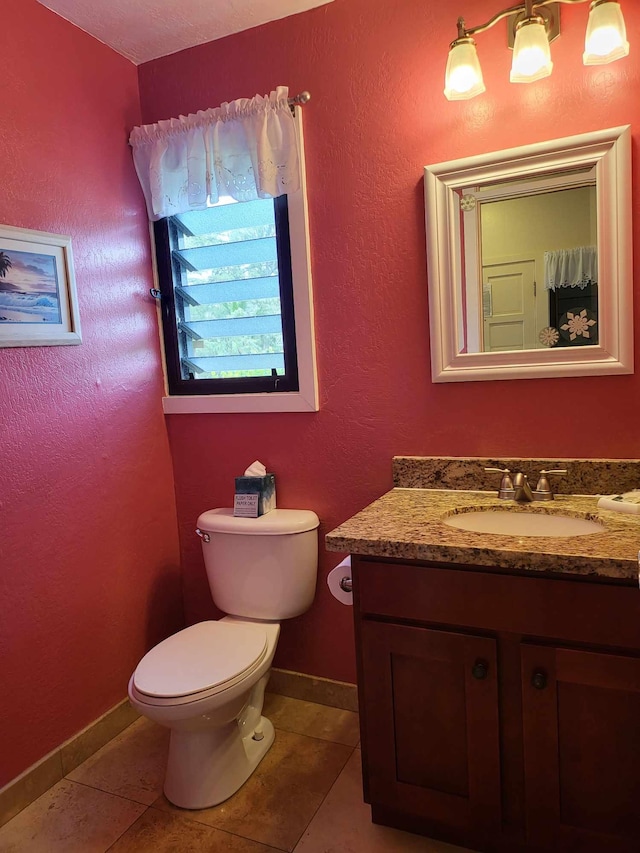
left=288, top=91, right=311, bottom=107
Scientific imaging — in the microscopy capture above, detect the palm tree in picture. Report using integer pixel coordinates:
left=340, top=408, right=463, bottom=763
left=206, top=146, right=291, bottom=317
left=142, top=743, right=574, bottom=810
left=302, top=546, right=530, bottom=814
left=0, top=252, right=13, bottom=278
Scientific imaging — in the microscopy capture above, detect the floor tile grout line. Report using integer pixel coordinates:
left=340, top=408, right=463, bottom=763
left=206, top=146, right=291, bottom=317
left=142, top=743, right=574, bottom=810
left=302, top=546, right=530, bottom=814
left=61, top=776, right=156, bottom=809
left=103, top=805, right=151, bottom=853
left=289, top=744, right=357, bottom=852
left=268, top=724, right=359, bottom=749
left=145, top=801, right=292, bottom=851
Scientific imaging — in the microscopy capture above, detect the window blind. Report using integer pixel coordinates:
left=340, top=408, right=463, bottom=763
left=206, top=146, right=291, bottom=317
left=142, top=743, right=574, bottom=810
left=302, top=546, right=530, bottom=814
left=170, top=199, right=287, bottom=379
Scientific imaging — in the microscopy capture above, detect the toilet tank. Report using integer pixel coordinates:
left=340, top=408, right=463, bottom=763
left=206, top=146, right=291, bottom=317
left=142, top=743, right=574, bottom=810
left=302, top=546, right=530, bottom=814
left=196, top=508, right=320, bottom=620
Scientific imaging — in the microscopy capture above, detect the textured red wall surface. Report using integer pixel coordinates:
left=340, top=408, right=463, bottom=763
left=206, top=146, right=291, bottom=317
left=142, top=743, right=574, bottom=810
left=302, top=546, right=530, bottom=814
left=138, top=0, right=640, bottom=684
left=0, top=1, right=182, bottom=787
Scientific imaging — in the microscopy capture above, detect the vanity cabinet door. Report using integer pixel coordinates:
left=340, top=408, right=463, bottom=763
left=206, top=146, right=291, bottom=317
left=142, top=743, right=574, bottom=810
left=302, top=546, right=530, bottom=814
left=360, top=620, right=501, bottom=841
left=521, top=644, right=640, bottom=853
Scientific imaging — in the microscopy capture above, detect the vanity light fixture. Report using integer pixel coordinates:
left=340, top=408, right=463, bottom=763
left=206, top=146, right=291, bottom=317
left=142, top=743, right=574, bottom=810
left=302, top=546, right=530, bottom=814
left=511, top=11, right=554, bottom=82
left=445, top=0, right=629, bottom=100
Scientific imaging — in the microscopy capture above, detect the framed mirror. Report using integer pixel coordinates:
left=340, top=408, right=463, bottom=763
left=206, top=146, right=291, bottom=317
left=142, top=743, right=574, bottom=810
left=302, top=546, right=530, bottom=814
left=424, top=126, right=632, bottom=382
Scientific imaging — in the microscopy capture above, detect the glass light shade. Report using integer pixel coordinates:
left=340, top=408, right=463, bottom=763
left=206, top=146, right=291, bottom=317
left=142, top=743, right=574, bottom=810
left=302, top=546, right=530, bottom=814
left=583, top=1, right=629, bottom=65
left=444, top=39, right=486, bottom=101
left=510, top=18, right=553, bottom=83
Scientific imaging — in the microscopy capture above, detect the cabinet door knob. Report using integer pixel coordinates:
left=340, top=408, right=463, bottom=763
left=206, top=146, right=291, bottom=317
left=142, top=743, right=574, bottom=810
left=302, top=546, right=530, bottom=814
left=531, top=671, right=548, bottom=690
left=472, top=660, right=489, bottom=680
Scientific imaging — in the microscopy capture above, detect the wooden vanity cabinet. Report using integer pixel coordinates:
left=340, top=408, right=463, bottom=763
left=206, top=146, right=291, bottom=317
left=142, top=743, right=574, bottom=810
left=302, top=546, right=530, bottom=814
left=352, top=556, right=640, bottom=853
left=521, top=644, right=640, bottom=852
left=360, top=621, right=502, bottom=848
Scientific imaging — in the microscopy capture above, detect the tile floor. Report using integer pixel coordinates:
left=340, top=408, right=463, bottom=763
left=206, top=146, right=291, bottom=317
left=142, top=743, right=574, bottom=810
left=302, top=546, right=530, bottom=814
left=0, top=693, right=474, bottom=852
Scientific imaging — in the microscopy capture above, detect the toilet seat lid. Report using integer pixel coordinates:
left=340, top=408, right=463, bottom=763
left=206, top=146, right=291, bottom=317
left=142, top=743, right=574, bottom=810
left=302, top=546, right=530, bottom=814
left=133, top=621, right=268, bottom=699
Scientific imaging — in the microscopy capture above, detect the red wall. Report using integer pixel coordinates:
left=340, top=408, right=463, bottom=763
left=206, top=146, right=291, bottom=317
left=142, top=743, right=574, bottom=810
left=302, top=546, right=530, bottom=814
left=139, top=0, right=640, bottom=684
left=0, top=1, right=182, bottom=787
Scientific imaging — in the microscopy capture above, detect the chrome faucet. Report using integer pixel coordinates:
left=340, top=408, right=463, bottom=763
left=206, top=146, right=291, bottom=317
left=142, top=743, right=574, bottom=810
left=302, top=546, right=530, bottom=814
left=485, top=467, right=568, bottom=501
left=512, top=472, right=534, bottom=502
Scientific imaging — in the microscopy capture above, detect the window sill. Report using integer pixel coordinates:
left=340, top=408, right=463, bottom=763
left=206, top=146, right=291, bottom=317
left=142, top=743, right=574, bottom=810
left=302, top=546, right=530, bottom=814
left=162, top=390, right=319, bottom=414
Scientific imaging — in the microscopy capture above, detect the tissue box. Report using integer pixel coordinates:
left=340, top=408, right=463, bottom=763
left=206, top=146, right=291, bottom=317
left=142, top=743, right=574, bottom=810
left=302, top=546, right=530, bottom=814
left=234, top=474, right=276, bottom=517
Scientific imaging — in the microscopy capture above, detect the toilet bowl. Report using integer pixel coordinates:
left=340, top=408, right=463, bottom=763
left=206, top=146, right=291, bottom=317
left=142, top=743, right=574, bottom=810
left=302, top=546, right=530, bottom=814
left=129, top=616, right=280, bottom=808
left=128, top=508, right=319, bottom=809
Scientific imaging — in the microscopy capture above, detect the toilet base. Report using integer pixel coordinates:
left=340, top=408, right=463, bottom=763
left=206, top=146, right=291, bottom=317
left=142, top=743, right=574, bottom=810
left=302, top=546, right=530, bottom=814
left=164, top=714, right=275, bottom=809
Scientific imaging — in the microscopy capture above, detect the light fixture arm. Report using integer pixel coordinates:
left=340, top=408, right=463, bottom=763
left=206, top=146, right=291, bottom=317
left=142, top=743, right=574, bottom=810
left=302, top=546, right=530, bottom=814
left=457, top=0, right=596, bottom=40
left=457, top=5, right=526, bottom=40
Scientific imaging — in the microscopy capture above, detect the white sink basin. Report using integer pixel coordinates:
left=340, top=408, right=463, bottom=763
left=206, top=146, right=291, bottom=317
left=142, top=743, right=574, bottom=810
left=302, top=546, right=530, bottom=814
left=443, top=510, right=605, bottom=538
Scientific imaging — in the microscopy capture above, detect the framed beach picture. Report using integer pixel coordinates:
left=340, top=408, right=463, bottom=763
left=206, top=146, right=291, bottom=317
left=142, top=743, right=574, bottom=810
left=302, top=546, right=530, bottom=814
left=0, top=224, right=81, bottom=347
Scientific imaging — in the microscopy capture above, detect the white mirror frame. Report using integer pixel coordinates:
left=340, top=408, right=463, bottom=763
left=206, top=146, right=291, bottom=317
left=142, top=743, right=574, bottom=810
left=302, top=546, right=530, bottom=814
left=424, top=126, right=632, bottom=383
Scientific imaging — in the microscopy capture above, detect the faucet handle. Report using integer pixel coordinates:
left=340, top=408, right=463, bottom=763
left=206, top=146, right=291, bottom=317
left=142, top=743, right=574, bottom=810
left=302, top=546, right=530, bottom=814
left=534, top=468, right=568, bottom=499
left=484, top=467, right=514, bottom=499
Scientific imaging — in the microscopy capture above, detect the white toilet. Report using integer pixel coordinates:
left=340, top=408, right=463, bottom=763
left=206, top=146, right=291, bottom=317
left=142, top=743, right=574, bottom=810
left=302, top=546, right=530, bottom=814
left=128, top=507, right=319, bottom=809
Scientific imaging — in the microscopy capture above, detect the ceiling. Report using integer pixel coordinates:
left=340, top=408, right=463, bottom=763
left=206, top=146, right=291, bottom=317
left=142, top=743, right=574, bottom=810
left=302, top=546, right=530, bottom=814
left=37, top=0, right=334, bottom=64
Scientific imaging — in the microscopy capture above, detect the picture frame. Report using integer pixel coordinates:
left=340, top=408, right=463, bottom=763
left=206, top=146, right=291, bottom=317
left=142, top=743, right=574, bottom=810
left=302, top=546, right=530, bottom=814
left=0, top=223, right=81, bottom=347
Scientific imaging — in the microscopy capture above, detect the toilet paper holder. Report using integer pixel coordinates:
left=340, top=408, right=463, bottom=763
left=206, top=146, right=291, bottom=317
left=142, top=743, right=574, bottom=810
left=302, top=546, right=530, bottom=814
left=327, top=557, right=353, bottom=605
left=339, top=576, right=352, bottom=593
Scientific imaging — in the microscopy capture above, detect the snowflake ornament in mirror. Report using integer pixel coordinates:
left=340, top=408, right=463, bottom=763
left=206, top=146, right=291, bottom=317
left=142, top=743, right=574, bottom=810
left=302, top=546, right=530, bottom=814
left=460, top=194, right=477, bottom=211
left=539, top=326, right=560, bottom=347
left=559, top=308, right=597, bottom=345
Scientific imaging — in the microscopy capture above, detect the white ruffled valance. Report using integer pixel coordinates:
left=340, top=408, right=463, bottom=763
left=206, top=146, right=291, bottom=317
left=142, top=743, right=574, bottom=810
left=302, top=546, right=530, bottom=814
left=129, top=86, right=300, bottom=221
left=544, top=246, right=598, bottom=291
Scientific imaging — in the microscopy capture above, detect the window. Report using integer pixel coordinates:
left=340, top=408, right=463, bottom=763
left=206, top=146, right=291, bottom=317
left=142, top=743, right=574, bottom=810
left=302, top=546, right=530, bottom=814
left=153, top=118, right=317, bottom=414
left=155, top=195, right=299, bottom=394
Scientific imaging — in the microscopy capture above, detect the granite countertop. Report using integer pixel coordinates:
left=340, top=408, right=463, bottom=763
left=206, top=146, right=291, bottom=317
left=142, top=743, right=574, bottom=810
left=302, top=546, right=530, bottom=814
left=325, top=488, right=640, bottom=582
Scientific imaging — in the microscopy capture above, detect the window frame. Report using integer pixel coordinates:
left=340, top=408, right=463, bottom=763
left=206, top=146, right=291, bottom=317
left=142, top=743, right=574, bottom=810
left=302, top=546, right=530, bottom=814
left=155, top=196, right=299, bottom=397
left=155, top=107, right=318, bottom=414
